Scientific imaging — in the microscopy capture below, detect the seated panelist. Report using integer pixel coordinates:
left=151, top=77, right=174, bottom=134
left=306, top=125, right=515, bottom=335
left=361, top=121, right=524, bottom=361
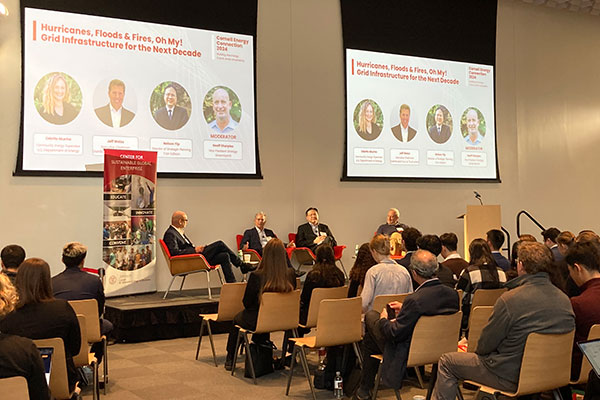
left=241, top=212, right=279, bottom=256
left=295, top=207, right=337, bottom=252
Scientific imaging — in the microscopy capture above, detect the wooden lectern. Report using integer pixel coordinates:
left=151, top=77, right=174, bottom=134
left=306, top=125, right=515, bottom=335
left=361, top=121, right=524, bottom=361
left=458, top=205, right=501, bottom=262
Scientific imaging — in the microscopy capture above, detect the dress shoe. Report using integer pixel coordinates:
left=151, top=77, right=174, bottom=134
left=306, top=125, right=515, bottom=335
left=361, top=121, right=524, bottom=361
left=240, top=262, right=257, bottom=274
left=224, top=357, right=233, bottom=371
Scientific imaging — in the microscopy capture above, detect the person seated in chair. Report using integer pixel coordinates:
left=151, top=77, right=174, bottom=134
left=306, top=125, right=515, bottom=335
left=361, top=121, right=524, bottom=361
left=295, top=207, right=337, bottom=252
left=0, top=244, right=25, bottom=285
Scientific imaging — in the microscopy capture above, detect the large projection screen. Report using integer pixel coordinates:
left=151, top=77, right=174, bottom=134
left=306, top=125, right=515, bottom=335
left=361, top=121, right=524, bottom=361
left=16, top=0, right=260, bottom=178
left=341, top=0, right=499, bottom=182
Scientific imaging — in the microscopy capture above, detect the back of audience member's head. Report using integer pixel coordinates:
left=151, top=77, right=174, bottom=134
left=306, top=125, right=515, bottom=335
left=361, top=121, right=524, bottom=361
left=409, top=249, right=439, bottom=279
left=0, top=273, right=17, bottom=317
left=417, top=235, right=442, bottom=257
left=402, top=227, right=422, bottom=252
left=315, top=244, right=335, bottom=266
left=440, top=233, right=458, bottom=252
left=517, top=241, right=553, bottom=275
left=349, top=243, right=377, bottom=285
left=469, top=238, right=495, bottom=266
left=518, top=234, right=537, bottom=242
left=15, top=258, right=54, bottom=307
left=557, top=231, right=575, bottom=247
left=1, top=244, right=26, bottom=269
left=576, top=231, right=600, bottom=246
left=260, top=238, right=293, bottom=293
left=566, top=242, right=600, bottom=273
left=510, top=241, right=523, bottom=269
left=542, top=227, right=561, bottom=244
left=370, top=234, right=391, bottom=257
left=486, top=229, right=505, bottom=251
left=62, top=242, right=87, bottom=269
left=312, top=244, right=344, bottom=286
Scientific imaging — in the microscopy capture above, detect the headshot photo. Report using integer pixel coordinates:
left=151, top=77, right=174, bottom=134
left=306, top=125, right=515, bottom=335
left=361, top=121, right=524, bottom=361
left=461, top=107, right=486, bottom=146
left=426, top=105, right=453, bottom=144
left=391, top=104, right=417, bottom=143
left=94, top=79, right=136, bottom=128
left=150, top=81, right=191, bottom=131
left=203, top=86, right=242, bottom=134
left=353, top=99, right=383, bottom=141
left=34, top=72, right=82, bottom=125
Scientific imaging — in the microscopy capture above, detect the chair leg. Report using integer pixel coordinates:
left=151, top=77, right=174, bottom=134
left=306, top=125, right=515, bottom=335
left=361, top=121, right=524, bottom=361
left=552, top=389, right=565, bottom=400
left=232, top=330, right=242, bottom=376
left=92, top=360, right=98, bottom=400
left=457, top=388, right=465, bottom=400
left=206, top=270, right=212, bottom=299
left=353, top=342, right=363, bottom=369
left=243, top=332, right=257, bottom=385
left=394, top=389, right=402, bottom=400
left=103, top=337, right=108, bottom=393
left=415, top=366, right=425, bottom=389
left=426, top=363, right=438, bottom=400
left=337, top=259, right=349, bottom=281
left=372, top=359, right=383, bottom=399
left=286, top=345, right=298, bottom=395
left=298, top=346, right=317, bottom=400
left=163, top=276, right=176, bottom=299
left=206, top=320, right=217, bottom=367
left=179, top=275, right=187, bottom=292
left=195, top=319, right=205, bottom=361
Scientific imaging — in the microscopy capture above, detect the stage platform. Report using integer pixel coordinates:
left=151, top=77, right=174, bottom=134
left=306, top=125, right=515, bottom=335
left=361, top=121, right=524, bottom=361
left=105, top=289, right=232, bottom=343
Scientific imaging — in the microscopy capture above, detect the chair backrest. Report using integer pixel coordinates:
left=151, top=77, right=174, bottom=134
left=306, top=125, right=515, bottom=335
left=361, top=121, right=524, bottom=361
left=0, top=376, right=29, bottom=400
left=243, top=249, right=262, bottom=262
left=456, top=289, right=464, bottom=311
left=314, top=297, right=362, bottom=347
left=407, top=311, right=462, bottom=367
left=33, top=337, right=70, bottom=400
left=69, top=299, right=102, bottom=343
left=289, top=233, right=297, bottom=243
left=159, top=239, right=172, bottom=261
left=158, top=239, right=210, bottom=275
left=573, top=324, right=600, bottom=384
left=255, top=290, right=301, bottom=333
left=333, top=245, right=346, bottom=260
left=216, top=282, right=247, bottom=321
left=515, top=330, right=575, bottom=395
left=467, top=306, right=494, bottom=353
left=296, top=277, right=302, bottom=289
left=236, top=234, right=243, bottom=250
left=73, top=314, right=90, bottom=367
left=303, top=286, right=348, bottom=328
left=471, top=287, right=507, bottom=309
left=372, top=293, right=409, bottom=313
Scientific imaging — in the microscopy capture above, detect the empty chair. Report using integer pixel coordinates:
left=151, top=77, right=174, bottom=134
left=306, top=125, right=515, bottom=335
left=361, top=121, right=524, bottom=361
left=300, top=286, right=348, bottom=330
left=466, top=306, right=494, bottom=353
left=0, top=377, right=29, bottom=400
left=471, top=287, right=507, bottom=309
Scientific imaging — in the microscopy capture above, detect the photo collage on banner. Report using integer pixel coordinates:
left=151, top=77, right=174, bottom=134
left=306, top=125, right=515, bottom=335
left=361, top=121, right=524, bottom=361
left=103, top=149, right=157, bottom=296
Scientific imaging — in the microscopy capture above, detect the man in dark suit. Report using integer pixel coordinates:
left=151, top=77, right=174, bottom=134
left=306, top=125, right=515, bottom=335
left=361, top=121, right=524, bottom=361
left=396, top=227, right=422, bottom=269
left=52, top=242, right=112, bottom=362
left=543, top=227, right=563, bottom=262
left=94, top=79, right=135, bottom=128
left=240, top=212, right=277, bottom=256
left=427, top=107, right=452, bottom=144
left=1, top=244, right=25, bottom=285
left=295, top=207, right=337, bottom=252
left=487, top=229, right=511, bottom=271
left=153, top=84, right=189, bottom=130
left=391, top=104, right=417, bottom=142
left=163, top=211, right=254, bottom=283
left=354, top=250, right=460, bottom=399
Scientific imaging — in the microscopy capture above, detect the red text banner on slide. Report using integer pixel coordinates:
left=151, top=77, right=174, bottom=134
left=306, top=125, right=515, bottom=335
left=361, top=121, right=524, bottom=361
left=103, top=149, right=158, bottom=297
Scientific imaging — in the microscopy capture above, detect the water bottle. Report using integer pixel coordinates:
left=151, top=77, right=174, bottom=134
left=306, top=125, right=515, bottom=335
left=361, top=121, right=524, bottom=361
left=354, top=244, right=359, bottom=256
left=318, top=347, right=326, bottom=370
left=334, top=371, right=343, bottom=398
left=238, top=249, right=243, bottom=261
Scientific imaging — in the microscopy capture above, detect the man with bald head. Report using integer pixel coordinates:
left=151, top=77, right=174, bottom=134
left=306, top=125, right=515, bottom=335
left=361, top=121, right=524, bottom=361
left=208, top=88, right=238, bottom=133
left=375, top=208, right=408, bottom=236
left=163, top=211, right=254, bottom=283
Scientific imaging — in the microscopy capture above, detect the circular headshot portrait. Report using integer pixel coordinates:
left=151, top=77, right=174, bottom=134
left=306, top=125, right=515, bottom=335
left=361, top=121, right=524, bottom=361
left=426, top=104, right=453, bottom=144
left=34, top=72, right=82, bottom=125
left=353, top=99, right=383, bottom=141
left=461, top=107, right=486, bottom=146
left=150, top=81, right=191, bottom=131
left=203, top=86, right=242, bottom=134
left=390, top=103, right=418, bottom=143
left=93, top=79, right=137, bottom=128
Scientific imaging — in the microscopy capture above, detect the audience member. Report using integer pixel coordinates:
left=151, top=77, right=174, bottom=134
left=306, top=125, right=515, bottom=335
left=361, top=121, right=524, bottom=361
left=432, top=241, right=575, bottom=400
left=361, top=235, right=412, bottom=313
left=53, top=242, right=113, bottom=362
left=557, top=230, right=580, bottom=297
left=486, top=229, right=510, bottom=271
left=163, top=210, right=254, bottom=283
left=0, top=273, right=50, bottom=400
left=542, top=227, right=563, bottom=262
left=456, top=239, right=506, bottom=329
left=416, top=234, right=456, bottom=288
left=0, top=258, right=81, bottom=392
left=375, top=208, right=408, bottom=236
left=353, top=250, right=460, bottom=399
left=557, top=231, right=576, bottom=257
left=0, top=244, right=25, bottom=285
left=348, top=243, right=378, bottom=297
left=224, top=238, right=296, bottom=370
left=577, top=230, right=600, bottom=246
left=440, top=233, right=469, bottom=278
left=295, top=207, right=337, bottom=252
left=518, top=233, right=537, bottom=242
left=396, top=227, right=422, bottom=269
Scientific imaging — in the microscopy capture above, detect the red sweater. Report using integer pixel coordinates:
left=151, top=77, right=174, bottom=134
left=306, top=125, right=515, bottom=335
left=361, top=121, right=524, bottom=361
left=571, top=277, right=600, bottom=379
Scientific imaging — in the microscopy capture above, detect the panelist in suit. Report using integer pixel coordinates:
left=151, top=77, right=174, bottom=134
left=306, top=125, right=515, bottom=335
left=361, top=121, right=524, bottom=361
left=240, top=212, right=277, bottom=256
left=427, top=106, right=452, bottom=144
left=94, top=79, right=136, bottom=128
left=163, top=211, right=254, bottom=283
left=153, top=84, right=190, bottom=130
left=295, top=207, right=337, bottom=252
left=391, top=104, right=417, bottom=143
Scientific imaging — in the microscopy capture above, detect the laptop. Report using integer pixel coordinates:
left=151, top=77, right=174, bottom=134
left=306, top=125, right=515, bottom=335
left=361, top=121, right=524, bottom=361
left=38, top=347, right=53, bottom=385
left=578, top=338, right=600, bottom=378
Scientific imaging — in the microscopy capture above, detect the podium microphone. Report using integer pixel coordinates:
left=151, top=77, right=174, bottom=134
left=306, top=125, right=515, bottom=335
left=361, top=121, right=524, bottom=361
left=474, top=191, right=483, bottom=205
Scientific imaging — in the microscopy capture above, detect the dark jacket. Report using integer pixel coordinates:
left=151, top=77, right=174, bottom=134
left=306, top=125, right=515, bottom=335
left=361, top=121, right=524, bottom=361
left=163, top=225, right=196, bottom=256
left=52, top=267, right=105, bottom=316
left=295, top=223, right=337, bottom=251
left=240, top=227, right=277, bottom=256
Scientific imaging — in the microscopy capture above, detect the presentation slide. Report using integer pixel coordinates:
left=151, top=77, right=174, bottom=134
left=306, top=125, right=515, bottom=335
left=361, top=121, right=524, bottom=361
left=20, top=7, right=257, bottom=176
left=345, top=49, right=497, bottom=180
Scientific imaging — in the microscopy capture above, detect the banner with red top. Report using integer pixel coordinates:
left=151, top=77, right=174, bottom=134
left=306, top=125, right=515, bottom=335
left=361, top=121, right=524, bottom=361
left=103, top=149, right=157, bottom=297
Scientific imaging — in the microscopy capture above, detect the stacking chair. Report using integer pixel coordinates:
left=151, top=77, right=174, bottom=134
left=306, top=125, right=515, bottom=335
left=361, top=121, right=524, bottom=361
left=466, top=306, right=494, bottom=353
left=196, top=282, right=247, bottom=366
left=68, top=299, right=108, bottom=395
left=299, top=286, right=348, bottom=330
left=0, top=376, right=29, bottom=400
left=231, top=290, right=301, bottom=384
left=286, top=297, right=363, bottom=400
left=33, top=337, right=81, bottom=400
left=371, top=293, right=409, bottom=313
left=570, top=324, right=600, bottom=385
left=464, top=330, right=575, bottom=400
left=74, top=314, right=99, bottom=400
left=470, top=287, right=507, bottom=309
left=159, top=239, right=224, bottom=299
left=372, top=311, right=462, bottom=399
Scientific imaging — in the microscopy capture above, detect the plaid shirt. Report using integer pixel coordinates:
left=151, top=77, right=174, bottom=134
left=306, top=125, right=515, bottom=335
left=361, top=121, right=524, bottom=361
left=456, top=263, right=507, bottom=311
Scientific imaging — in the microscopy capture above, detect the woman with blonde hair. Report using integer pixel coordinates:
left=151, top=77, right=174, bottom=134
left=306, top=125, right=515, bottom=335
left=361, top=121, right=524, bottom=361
left=0, top=273, right=50, bottom=400
left=356, top=100, right=382, bottom=140
left=39, top=73, right=78, bottom=124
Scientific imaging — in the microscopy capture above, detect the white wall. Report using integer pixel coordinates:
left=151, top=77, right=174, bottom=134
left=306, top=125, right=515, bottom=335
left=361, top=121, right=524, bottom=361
left=0, top=0, right=598, bottom=291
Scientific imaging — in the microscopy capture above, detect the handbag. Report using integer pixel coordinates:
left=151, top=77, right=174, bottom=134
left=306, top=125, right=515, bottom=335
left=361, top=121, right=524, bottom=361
left=244, top=340, right=275, bottom=378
